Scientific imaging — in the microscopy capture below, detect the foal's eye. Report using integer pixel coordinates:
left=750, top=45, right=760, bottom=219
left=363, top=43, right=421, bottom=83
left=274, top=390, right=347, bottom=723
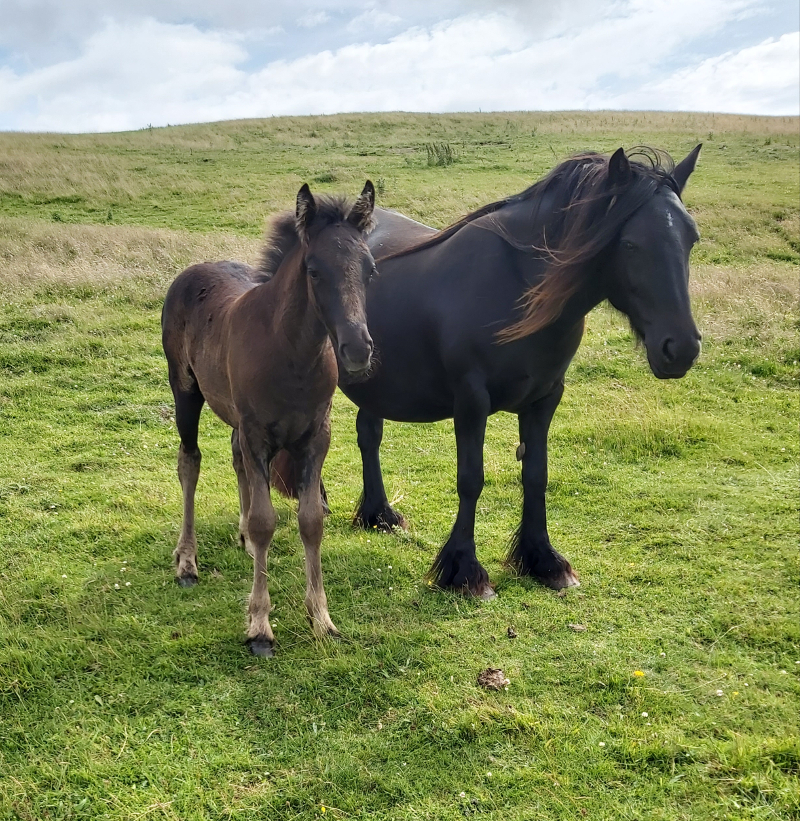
left=307, top=268, right=320, bottom=281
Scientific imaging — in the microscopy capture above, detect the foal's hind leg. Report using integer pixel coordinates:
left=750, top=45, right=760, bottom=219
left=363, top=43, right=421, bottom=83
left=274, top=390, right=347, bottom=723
left=238, top=428, right=277, bottom=657
left=231, top=429, right=252, bottom=556
left=506, top=383, right=579, bottom=589
left=173, top=386, right=205, bottom=587
left=353, top=409, right=406, bottom=531
left=296, top=426, right=340, bottom=639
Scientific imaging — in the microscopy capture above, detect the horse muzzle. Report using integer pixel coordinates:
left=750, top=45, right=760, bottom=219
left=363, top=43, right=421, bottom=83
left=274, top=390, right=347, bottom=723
left=337, top=325, right=374, bottom=376
left=647, top=331, right=702, bottom=379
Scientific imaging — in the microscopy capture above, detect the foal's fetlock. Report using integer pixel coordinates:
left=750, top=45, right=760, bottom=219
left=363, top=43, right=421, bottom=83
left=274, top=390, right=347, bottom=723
left=246, top=613, right=276, bottom=657
left=306, top=600, right=341, bottom=639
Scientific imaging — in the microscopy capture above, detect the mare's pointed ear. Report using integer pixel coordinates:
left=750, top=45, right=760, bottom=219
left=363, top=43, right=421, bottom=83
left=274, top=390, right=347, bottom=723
left=608, top=148, right=631, bottom=186
left=296, top=183, right=317, bottom=242
left=672, top=144, right=702, bottom=195
left=347, top=180, right=376, bottom=233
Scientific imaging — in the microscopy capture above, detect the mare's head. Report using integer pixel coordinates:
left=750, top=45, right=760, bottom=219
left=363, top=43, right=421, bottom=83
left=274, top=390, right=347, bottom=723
left=501, top=145, right=702, bottom=379
left=602, top=146, right=702, bottom=378
left=294, top=181, right=376, bottom=376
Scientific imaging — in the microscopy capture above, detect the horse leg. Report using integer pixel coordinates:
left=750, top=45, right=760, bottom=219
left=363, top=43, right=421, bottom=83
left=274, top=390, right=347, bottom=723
left=231, top=429, right=252, bottom=556
left=239, top=429, right=277, bottom=657
left=296, top=427, right=340, bottom=639
left=173, top=385, right=204, bottom=587
left=506, top=382, right=580, bottom=589
left=428, top=380, right=494, bottom=599
left=353, top=408, right=406, bottom=531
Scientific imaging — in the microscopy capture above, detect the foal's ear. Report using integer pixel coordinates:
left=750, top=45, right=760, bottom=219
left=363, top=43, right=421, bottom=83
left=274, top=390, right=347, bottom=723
left=296, top=183, right=317, bottom=242
left=347, top=180, right=376, bottom=233
left=608, top=148, right=631, bottom=186
left=672, top=144, right=702, bottom=195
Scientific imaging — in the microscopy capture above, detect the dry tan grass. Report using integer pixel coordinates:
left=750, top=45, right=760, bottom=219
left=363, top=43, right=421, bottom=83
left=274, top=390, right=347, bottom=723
left=0, top=216, right=260, bottom=291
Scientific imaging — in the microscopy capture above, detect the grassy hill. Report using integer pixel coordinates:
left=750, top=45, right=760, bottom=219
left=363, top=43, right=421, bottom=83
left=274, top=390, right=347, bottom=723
left=0, top=112, right=797, bottom=820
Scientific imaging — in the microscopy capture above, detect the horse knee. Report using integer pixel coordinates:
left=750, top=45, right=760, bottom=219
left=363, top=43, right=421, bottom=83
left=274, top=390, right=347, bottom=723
left=356, top=412, right=383, bottom=452
left=247, top=509, right=276, bottom=547
left=178, top=445, right=201, bottom=479
left=457, top=468, right=484, bottom=502
left=298, top=504, right=324, bottom=545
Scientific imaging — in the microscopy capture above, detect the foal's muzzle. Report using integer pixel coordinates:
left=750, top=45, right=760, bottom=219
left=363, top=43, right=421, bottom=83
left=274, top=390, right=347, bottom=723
left=337, top=324, right=374, bottom=375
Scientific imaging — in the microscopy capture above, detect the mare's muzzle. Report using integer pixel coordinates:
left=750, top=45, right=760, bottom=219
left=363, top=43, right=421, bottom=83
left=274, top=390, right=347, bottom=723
left=646, top=328, right=701, bottom=379
left=337, top=323, right=374, bottom=375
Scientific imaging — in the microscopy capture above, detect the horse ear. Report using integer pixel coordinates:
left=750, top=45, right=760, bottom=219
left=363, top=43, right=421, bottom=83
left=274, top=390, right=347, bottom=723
left=347, top=180, right=376, bottom=233
left=672, top=144, right=702, bottom=195
left=296, top=183, right=317, bottom=242
left=608, top=148, right=631, bottom=186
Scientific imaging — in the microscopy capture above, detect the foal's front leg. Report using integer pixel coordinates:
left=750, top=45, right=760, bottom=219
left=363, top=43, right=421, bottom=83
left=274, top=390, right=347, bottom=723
left=239, top=431, right=277, bottom=657
left=231, top=429, right=252, bottom=556
left=428, top=379, right=494, bottom=599
left=296, top=426, right=340, bottom=639
left=506, top=382, right=579, bottom=589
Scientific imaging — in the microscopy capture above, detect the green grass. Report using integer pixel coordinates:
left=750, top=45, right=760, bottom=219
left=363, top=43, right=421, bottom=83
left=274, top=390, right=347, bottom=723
left=0, top=112, right=798, bottom=820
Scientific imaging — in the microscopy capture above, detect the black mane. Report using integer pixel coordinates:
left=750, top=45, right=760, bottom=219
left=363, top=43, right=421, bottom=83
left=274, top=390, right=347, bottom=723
left=258, top=195, right=354, bottom=280
left=378, top=146, right=679, bottom=264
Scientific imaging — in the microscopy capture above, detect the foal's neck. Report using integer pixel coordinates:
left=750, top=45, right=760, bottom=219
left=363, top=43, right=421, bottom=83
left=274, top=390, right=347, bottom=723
left=261, top=244, right=330, bottom=357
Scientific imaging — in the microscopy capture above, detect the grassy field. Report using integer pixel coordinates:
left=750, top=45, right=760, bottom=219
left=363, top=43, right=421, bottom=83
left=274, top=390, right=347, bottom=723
left=0, top=112, right=797, bottom=820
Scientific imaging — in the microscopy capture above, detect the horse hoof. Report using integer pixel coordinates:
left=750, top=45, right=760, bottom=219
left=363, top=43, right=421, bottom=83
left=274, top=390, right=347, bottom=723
left=176, top=574, right=198, bottom=588
left=247, top=638, right=275, bottom=657
left=540, top=570, right=580, bottom=590
left=476, top=584, right=497, bottom=601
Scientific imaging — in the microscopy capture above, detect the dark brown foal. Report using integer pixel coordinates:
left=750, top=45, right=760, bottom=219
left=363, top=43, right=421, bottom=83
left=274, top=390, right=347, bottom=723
left=161, top=181, right=377, bottom=656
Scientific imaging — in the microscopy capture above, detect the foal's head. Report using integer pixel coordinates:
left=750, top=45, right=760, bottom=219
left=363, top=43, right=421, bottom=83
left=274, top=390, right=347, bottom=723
left=295, top=181, right=376, bottom=376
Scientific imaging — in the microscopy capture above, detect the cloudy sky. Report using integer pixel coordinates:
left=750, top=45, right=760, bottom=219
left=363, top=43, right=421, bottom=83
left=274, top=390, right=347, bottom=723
left=0, top=0, right=797, bottom=133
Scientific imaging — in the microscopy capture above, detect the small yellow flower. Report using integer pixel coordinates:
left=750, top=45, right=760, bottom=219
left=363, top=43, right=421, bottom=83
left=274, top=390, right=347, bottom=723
left=633, top=670, right=645, bottom=677
left=321, top=808, right=326, bottom=814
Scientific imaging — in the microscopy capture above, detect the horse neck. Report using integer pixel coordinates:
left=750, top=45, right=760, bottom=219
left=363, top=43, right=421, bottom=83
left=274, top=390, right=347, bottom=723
left=256, top=244, right=330, bottom=358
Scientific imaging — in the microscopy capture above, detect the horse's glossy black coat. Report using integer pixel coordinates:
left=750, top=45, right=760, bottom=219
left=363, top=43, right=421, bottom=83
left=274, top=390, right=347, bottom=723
left=338, top=147, right=703, bottom=597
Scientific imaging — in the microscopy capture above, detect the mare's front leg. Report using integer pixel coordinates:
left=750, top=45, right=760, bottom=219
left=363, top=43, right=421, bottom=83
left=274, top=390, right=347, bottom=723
left=428, top=378, right=494, bottom=599
left=506, top=382, right=579, bottom=589
left=239, top=428, right=277, bottom=657
left=296, top=424, right=340, bottom=639
left=353, top=408, right=406, bottom=531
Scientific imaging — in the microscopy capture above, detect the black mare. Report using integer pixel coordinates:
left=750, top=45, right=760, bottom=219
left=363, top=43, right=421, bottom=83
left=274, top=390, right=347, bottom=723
left=337, top=147, right=703, bottom=598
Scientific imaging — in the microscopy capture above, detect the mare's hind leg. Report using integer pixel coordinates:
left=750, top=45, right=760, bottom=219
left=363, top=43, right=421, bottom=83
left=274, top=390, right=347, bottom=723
left=353, top=409, right=406, bottom=531
left=506, top=383, right=579, bottom=589
left=296, top=425, right=340, bottom=638
left=231, top=429, right=252, bottom=556
left=428, top=378, right=494, bottom=599
left=173, top=385, right=204, bottom=587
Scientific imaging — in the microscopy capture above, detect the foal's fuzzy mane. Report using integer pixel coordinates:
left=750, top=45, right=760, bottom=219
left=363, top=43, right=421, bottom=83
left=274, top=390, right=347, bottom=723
left=379, top=147, right=681, bottom=341
left=258, top=195, right=355, bottom=280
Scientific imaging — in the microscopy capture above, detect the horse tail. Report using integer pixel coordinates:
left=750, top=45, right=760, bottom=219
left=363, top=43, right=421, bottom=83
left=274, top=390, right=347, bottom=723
left=270, top=449, right=299, bottom=499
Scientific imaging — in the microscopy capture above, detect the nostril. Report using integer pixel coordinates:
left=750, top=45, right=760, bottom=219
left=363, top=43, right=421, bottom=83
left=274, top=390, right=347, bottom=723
left=662, top=338, right=676, bottom=363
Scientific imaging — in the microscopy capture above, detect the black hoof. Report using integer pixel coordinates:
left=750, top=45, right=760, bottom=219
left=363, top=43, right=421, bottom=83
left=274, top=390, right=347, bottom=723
left=427, top=540, right=492, bottom=597
left=247, top=637, right=275, bottom=658
left=176, top=574, right=198, bottom=588
left=506, top=531, right=579, bottom=590
left=353, top=500, right=407, bottom=532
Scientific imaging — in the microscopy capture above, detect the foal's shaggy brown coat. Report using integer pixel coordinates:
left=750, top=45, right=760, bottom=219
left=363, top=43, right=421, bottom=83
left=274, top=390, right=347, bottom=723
left=161, top=182, right=376, bottom=656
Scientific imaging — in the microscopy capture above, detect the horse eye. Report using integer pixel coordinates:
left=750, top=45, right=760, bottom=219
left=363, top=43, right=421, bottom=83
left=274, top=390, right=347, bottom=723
left=621, top=240, right=636, bottom=251
left=307, top=267, right=320, bottom=281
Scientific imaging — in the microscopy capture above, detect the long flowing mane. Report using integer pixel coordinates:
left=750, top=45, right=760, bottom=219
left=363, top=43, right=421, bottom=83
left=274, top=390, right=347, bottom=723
left=379, top=147, right=681, bottom=341
left=257, top=195, right=355, bottom=280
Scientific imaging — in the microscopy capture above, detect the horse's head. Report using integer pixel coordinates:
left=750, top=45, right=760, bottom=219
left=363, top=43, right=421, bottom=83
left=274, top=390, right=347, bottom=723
left=604, top=146, right=702, bottom=379
left=295, top=181, right=376, bottom=377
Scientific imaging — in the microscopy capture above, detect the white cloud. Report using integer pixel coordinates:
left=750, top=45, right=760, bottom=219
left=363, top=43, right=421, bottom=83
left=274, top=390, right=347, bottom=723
left=603, top=32, right=800, bottom=115
left=298, top=10, right=331, bottom=28
left=0, top=1, right=796, bottom=132
left=346, top=9, right=403, bottom=34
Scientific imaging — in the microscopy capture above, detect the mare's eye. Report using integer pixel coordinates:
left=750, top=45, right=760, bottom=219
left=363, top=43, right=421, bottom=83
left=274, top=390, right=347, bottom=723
left=621, top=240, right=636, bottom=251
